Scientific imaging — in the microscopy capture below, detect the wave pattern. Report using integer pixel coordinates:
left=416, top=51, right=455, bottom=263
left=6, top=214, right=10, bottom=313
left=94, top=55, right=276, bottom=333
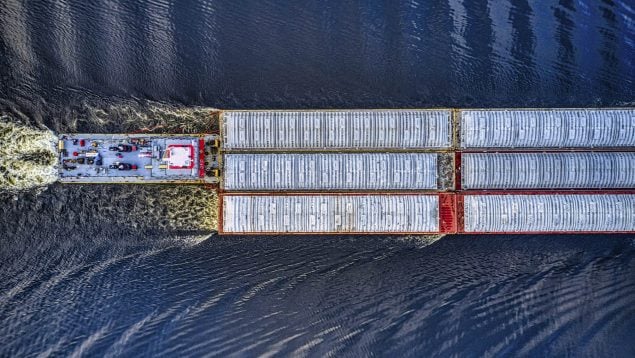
left=0, top=0, right=633, bottom=112
left=1, top=232, right=634, bottom=356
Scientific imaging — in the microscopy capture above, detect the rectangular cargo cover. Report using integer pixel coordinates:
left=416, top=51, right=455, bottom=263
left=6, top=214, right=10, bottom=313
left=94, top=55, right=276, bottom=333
left=223, top=153, right=438, bottom=191
left=460, top=109, right=635, bottom=148
left=222, top=110, right=452, bottom=150
left=463, top=194, right=635, bottom=233
left=461, top=152, right=635, bottom=189
left=221, top=194, right=440, bottom=233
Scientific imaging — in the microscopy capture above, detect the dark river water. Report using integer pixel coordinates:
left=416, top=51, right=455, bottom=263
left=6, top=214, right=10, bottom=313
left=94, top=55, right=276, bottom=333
left=1, top=0, right=635, bottom=356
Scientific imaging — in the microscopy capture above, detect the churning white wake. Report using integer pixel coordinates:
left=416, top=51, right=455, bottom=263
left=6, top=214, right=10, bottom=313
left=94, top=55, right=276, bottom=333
left=0, top=118, right=58, bottom=191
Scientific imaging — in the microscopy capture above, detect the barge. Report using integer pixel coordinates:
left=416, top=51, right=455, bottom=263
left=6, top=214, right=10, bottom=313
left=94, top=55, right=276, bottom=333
left=56, top=108, right=635, bottom=234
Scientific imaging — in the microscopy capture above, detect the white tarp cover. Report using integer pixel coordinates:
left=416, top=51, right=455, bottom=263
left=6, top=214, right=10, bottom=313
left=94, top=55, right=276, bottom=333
left=222, top=110, right=452, bottom=149
left=464, top=194, right=635, bottom=232
left=460, top=109, right=635, bottom=148
left=462, top=152, right=635, bottom=189
left=223, top=153, right=438, bottom=191
left=222, top=195, right=440, bottom=233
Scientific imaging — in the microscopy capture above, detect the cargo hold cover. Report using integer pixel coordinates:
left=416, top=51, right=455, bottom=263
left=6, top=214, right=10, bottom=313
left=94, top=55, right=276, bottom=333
left=460, top=109, right=635, bottom=148
left=462, top=194, right=635, bottom=233
left=221, top=194, right=441, bottom=233
left=222, top=110, right=452, bottom=150
left=461, top=152, right=635, bottom=189
left=223, top=153, right=439, bottom=191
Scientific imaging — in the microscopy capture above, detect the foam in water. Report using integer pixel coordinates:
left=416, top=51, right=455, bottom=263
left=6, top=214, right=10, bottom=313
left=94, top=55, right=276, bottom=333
left=73, top=100, right=219, bottom=134
left=397, top=234, right=445, bottom=248
left=0, top=117, right=58, bottom=191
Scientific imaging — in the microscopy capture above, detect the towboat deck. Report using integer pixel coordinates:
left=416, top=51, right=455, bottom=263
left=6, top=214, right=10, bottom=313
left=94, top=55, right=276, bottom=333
left=58, top=134, right=220, bottom=183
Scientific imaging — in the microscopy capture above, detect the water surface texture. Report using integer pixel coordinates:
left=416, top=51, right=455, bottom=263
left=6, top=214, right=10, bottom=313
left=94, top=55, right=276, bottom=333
left=1, top=0, right=634, bottom=356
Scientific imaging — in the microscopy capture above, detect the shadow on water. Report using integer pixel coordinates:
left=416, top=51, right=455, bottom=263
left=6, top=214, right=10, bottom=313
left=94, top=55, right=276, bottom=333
left=0, top=0, right=634, bottom=356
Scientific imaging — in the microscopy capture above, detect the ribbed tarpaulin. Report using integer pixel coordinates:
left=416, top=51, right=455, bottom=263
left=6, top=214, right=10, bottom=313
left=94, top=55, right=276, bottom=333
left=223, top=153, right=438, bottom=191
left=222, top=110, right=452, bottom=150
left=463, top=194, right=635, bottom=232
left=460, top=109, right=635, bottom=148
left=462, top=152, right=635, bottom=189
left=222, top=194, right=440, bottom=233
